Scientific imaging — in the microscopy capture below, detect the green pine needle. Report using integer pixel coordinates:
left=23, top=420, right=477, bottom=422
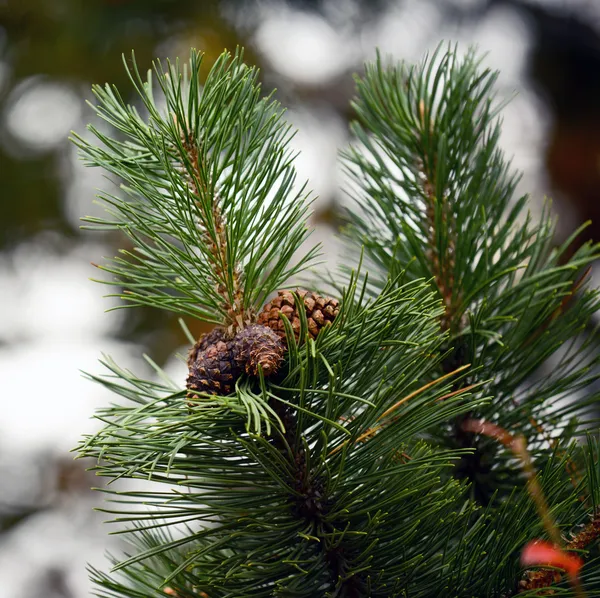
left=73, top=48, right=320, bottom=328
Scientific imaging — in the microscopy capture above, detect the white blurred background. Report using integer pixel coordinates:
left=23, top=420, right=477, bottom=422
left=1, top=0, right=600, bottom=595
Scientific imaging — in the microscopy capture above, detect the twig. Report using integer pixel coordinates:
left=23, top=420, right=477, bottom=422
left=179, top=123, right=250, bottom=331
left=417, top=101, right=461, bottom=333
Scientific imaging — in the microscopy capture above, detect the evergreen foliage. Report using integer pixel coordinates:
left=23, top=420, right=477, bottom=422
left=76, top=46, right=600, bottom=597
left=343, top=46, right=600, bottom=507
left=73, top=50, right=318, bottom=328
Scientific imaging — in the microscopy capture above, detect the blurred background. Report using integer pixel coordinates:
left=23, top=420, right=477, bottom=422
left=1, top=0, right=600, bottom=595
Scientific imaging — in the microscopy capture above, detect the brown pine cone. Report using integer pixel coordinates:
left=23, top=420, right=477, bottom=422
left=232, top=324, right=285, bottom=376
left=518, top=569, right=560, bottom=594
left=187, top=327, right=229, bottom=368
left=257, top=289, right=339, bottom=342
left=186, top=337, right=240, bottom=397
left=186, top=325, right=284, bottom=398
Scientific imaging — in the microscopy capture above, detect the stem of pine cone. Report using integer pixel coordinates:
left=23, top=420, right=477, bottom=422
left=180, top=129, right=250, bottom=330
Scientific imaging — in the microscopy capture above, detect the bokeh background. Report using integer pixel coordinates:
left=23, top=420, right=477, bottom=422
left=1, top=0, right=600, bottom=596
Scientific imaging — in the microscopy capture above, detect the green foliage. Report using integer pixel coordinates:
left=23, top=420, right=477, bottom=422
left=80, top=276, right=486, bottom=597
left=73, top=49, right=319, bottom=326
left=344, top=44, right=600, bottom=496
left=76, top=46, right=600, bottom=597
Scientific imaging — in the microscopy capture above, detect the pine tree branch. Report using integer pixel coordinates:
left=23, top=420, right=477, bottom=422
left=78, top=275, right=490, bottom=596
left=73, top=49, right=319, bottom=328
left=178, top=125, right=247, bottom=329
left=344, top=44, right=600, bottom=507
left=74, top=45, right=600, bottom=598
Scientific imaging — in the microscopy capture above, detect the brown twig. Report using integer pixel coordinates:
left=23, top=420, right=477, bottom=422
left=417, top=101, right=461, bottom=333
left=179, top=122, right=251, bottom=332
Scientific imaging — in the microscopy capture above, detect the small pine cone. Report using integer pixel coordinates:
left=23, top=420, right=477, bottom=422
left=187, top=327, right=229, bottom=368
left=518, top=570, right=560, bottom=594
left=232, top=324, right=285, bottom=376
left=257, top=289, right=339, bottom=342
left=186, top=338, right=240, bottom=397
left=186, top=325, right=284, bottom=399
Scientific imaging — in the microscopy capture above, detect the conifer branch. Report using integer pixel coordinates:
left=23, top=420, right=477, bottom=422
left=344, top=44, right=600, bottom=505
left=72, top=49, right=319, bottom=328
left=74, top=45, right=600, bottom=598
left=178, top=123, right=247, bottom=329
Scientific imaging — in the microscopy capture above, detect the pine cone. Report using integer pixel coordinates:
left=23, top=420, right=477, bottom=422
left=186, top=338, right=240, bottom=397
left=187, top=327, right=229, bottom=368
left=186, top=325, right=284, bottom=398
left=257, top=289, right=339, bottom=342
left=232, top=324, right=285, bottom=376
left=518, top=569, right=560, bottom=594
